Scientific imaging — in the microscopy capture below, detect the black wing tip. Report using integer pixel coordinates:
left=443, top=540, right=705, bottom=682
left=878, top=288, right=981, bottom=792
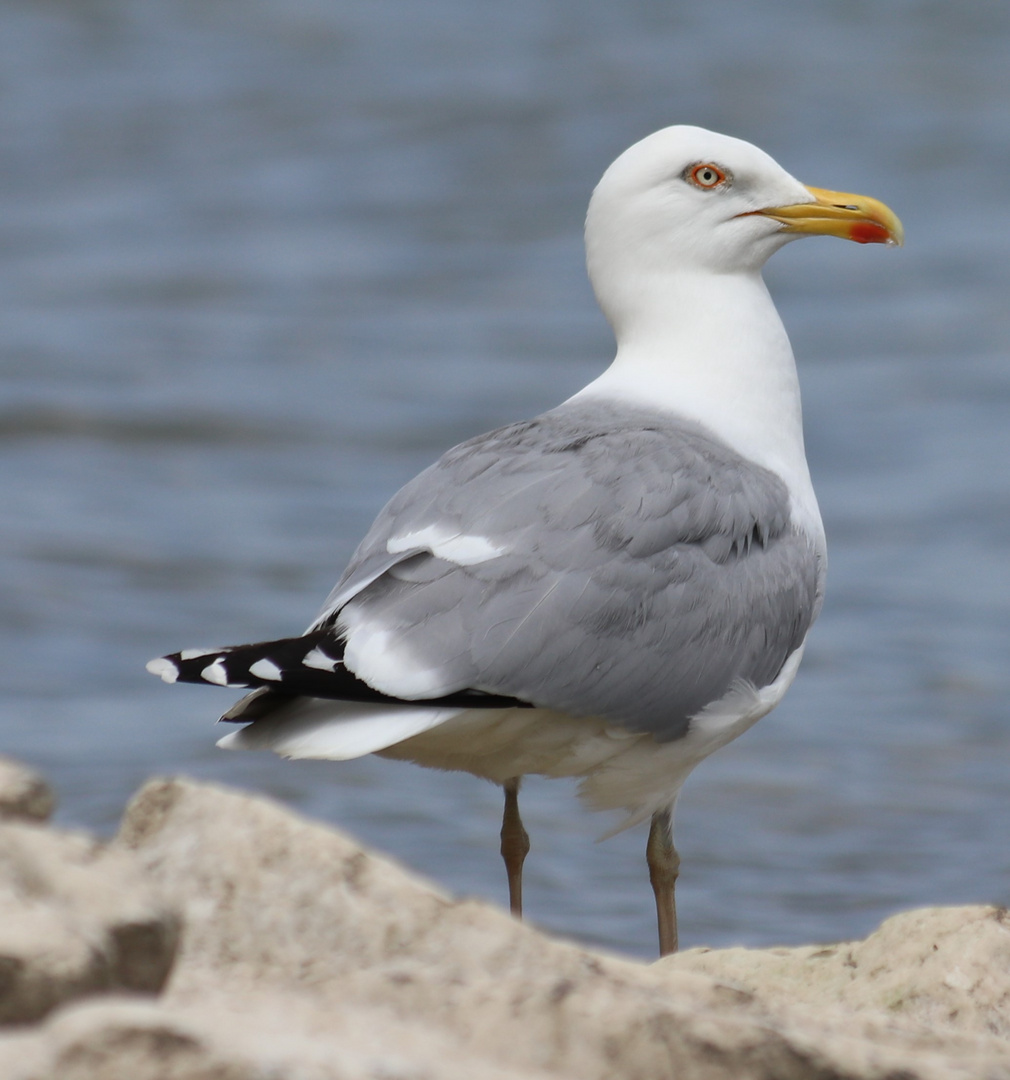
left=145, top=656, right=181, bottom=684
left=145, top=636, right=342, bottom=692
left=147, top=634, right=535, bottom=710
left=145, top=648, right=251, bottom=689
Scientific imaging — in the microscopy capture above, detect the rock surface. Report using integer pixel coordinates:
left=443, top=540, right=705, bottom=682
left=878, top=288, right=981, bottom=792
left=0, top=766, right=1006, bottom=1079
left=666, top=905, right=1010, bottom=1039
left=0, top=820, right=180, bottom=1027
left=0, top=756, right=55, bottom=823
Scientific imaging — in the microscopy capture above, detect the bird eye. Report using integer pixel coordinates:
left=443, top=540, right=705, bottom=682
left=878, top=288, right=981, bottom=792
left=687, top=163, right=728, bottom=190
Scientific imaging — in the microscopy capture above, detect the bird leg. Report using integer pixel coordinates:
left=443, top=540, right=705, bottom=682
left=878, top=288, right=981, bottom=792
left=500, top=776, right=530, bottom=916
left=647, top=806, right=680, bottom=956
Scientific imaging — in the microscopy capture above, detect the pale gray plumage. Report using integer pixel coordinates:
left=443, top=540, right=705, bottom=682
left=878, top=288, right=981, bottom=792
left=314, top=399, right=822, bottom=740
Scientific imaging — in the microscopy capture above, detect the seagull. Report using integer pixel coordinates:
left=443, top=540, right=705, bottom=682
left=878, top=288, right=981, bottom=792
left=147, top=126, right=902, bottom=956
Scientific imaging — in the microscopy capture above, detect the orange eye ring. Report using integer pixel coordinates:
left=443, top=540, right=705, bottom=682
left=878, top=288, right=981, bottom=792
left=687, top=163, right=727, bottom=189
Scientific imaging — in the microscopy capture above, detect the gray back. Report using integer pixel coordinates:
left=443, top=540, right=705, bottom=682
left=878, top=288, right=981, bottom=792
left=316, top=400, right=823, bottom=741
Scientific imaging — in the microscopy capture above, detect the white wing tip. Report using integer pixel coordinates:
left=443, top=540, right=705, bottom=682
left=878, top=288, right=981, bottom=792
left=301, top=646, right=339, bottom=673
left=248, top=658, right=283, bottom=681
left=146, top=657, right=179, bottom=684
left=200, top=659, right=231, bottom=686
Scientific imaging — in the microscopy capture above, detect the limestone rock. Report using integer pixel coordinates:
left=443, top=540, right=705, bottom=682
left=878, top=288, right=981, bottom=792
left=0, top=996, right=548, bottom=1080
left=0, top=1000, right=248, bottom=1080
left=664, top=904, right=1010, bottom=1039
left=0, top=756, right=55, bottom=822
left=0, top=761, right=1006, bottom=1079
left=112, top=776, right=1010, bottom=1080
left=0, top=821, right=180, bottom=1025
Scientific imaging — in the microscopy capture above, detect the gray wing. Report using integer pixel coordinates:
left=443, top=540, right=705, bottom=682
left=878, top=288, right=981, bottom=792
left=313, top=400, right=823, bottom=740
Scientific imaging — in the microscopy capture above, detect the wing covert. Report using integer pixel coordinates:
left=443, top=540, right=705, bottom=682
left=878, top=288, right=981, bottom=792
left=314, top=401, right=822, bottom=738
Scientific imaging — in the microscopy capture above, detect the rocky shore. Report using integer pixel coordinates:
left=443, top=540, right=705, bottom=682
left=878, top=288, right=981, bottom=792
left=0, top=754, right=1007, bottom=1079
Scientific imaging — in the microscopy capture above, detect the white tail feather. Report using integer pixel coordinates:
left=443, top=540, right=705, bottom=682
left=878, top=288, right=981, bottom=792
left=217, top=699, right=464, bottom=761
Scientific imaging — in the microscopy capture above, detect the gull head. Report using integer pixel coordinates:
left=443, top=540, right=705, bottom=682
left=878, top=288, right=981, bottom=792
left=585, top=126, right=902, bottom=313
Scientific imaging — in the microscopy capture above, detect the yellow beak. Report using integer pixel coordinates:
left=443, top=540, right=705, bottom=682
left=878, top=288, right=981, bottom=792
left=754, top=185, right=904, bottom=246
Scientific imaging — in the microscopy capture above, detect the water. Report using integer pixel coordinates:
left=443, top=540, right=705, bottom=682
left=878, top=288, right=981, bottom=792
left=1, top=0, right=1008, bottom=959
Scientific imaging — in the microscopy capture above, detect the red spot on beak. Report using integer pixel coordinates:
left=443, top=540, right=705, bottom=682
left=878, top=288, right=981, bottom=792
left=849, top=221, right=891, bottom=245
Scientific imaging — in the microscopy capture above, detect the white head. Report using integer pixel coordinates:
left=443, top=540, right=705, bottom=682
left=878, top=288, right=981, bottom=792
left=585, top=125, right=902, bottom=333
